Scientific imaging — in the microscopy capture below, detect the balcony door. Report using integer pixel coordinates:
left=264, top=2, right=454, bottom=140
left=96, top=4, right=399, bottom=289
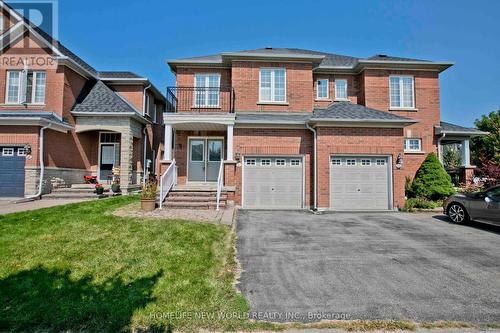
left=188, top=138, right=223, bottom=182
left=194, top=74, right=220, bottom=107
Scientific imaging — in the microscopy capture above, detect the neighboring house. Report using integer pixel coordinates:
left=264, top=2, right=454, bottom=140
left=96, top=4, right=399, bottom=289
left=162, top=47, right=485, bottom=210
left=0, top=1, right=165, bottom=197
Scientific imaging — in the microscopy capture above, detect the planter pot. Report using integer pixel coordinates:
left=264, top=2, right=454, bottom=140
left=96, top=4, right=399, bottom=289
left=141, top=199, right=156, bottom=211
left=111, top=184, right=121, bottom=193
left=96, top=188, right=104, bottom=195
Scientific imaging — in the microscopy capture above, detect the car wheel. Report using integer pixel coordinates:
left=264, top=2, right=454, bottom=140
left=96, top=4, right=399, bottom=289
left=447, top=203, right=469, bottom=224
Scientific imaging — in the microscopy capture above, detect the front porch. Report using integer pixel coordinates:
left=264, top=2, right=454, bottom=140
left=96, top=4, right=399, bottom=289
left=436, top=121, right=488, bottom=184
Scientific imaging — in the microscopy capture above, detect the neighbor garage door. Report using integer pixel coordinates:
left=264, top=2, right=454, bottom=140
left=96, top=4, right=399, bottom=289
left=243, top=156, right=303, bottom=209
left=330, top=156, right=391, bottom=210
left=0, top=147, right=26, bottom=197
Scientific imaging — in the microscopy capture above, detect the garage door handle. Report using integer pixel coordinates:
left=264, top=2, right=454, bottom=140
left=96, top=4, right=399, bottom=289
left=357, top=189, right=360, bottom=192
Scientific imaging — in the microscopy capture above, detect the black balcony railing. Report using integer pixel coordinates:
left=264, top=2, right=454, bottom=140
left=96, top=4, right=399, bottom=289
left=166, top=86, right=234, bottom=113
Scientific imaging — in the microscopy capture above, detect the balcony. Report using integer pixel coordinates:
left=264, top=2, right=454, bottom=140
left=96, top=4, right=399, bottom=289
left=166, top=86, right=234, bottom=113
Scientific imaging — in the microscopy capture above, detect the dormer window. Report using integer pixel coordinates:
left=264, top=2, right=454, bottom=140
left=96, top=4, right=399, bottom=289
left=316, top=79, right=329, bottom=99
left=5, top=70, right=46, bottom=104
left=335, top=79, right=348, bottom=100
left=390, top=76, right=415, bottom=109
left=259, top=68, right=286, bottom=103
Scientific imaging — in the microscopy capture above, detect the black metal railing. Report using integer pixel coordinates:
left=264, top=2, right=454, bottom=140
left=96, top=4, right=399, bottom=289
left=166, top=86, right=234, bottom=113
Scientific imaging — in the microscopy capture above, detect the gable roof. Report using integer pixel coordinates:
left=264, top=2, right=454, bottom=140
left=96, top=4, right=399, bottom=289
left=168, top=47, right=453, bottom=73
left=72, top=80, right=149, bottom=123
left=311, top=102, right=417, bottom=125
left=98, top=71, right=145, bottom=79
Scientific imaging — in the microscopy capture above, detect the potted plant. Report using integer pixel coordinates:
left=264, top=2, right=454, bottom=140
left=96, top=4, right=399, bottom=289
left=111, top=181, right=121, bottom=194
left=140, top=181, right=157, bottom=211
left=95, top=184, right=104, bottom=195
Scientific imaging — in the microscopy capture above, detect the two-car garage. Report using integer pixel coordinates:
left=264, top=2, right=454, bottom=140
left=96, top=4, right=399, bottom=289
left=241, top=154, right=392, bottom=211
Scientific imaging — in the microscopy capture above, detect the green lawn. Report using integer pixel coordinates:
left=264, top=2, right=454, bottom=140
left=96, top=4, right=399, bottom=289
left=0, top=196, right=252, bottom=332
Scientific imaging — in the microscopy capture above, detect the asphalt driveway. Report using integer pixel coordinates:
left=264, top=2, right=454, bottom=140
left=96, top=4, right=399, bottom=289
left=236, top=211, right=500, bottom=323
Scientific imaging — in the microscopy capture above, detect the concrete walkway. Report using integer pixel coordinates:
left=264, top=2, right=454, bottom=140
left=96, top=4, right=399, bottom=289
left=0, top=199, right=90, bottom=215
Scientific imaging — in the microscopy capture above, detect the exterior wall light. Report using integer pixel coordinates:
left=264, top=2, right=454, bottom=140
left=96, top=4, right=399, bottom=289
left=396, top=153, right=403, bottom=169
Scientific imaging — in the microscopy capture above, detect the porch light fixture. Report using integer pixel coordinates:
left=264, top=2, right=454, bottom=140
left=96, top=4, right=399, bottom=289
left=23, top=144, right=32, bottom=156
left=396, top=153, right=403, bottom=169
left=235, top=151, right=241, bottom=161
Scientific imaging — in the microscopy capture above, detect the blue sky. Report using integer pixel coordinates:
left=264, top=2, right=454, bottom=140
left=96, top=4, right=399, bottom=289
left=54, top=0, right=499, bottom=127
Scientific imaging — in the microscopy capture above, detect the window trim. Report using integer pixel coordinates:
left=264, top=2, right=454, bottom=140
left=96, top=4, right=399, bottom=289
left=245, top=158, right=256, bottom=166
left=331, top=158, right=341, bottom=166
left=361, top=159, right=371, bottom=166
left=31, top=71, right=46, bottom=105
left=334, top=79, right=348, bottom=101
left=346, top=159, right=357, bottom=166
left=5, top=70, right=22, bottom=104
left=260, top=158, right=271, bottom=166
left=193, top=73, right=221, bottom=107
left=259, top=68, right=287, bottom=103
left=404, top=138, right=422, bottom=152
left=275, top=159, right=286, bottom=166
left=290, top=159, right=301, bottom=166
left=17, top=148, right=26, bottom=156
left=2, top=148, right=14, bottom=156
left=316, top=79, right=329, bottom=99
left=389, top=75, right=415, bottom=109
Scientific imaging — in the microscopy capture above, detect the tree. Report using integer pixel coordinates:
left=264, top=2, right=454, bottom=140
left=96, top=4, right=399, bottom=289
left=412, top=153, right=455, bottom=200
left=442, top=145, right=462, bottom=170
left=471, top=109, right=500, bottom=166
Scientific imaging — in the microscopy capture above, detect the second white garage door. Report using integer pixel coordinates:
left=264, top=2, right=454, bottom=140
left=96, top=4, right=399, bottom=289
left=243, top=156, right=303, bottom=209
left=330, top=156, right=391, bottom=210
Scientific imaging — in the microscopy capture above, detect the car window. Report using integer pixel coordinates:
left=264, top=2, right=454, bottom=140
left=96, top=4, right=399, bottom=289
left=486, top=187, right=500, bottom=200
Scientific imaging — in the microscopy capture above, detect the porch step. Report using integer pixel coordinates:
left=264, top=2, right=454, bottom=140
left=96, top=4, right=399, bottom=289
left=43, top=184, right=111, bottom=200
left=162, top=190, right=228, bottom=210
left=164, top=201, right=227, bottom=209
left=167, top=194, right=228, bottom=202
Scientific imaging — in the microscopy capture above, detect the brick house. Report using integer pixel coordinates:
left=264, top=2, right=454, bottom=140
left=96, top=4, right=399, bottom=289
left=0, top=2, right=165, bottom=197
left=160, top=47, right=485, bottom=210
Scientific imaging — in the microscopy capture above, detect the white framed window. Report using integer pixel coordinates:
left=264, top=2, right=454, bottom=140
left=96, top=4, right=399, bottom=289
left=259, top=68, right=286, bottom=103
left=32, top=71, right=46, bottom=104
left=260, top=159, right=271, bottom=166
left=194, top=74, right=220, bottom=107
left=245, top=159, right=256, bottom=166
left=2, top=148, right=14, bottom=156
left=390, top=76, right=415, bottom=109
left=144, top=95, right=150, bottom=116
left=376, top=159, right=386, bottom=166
left=17, top=148, right=26, bottom=156
left=361, top=159, right=371, bottom=166
left=331, top=159, right=341, bottom=166
left=335, top=79, right=348, bottom=100
left=6, top=71, right=21, bottom=104
left=346, top=159, right=356, bottom=166
left=290, top=159, right=301, bottom=166
left=276, top=159, right=286, bottom=166
left=152, top=103, right=158, bottom=123
left=0, top=14, right=4, bottom=32
left=316, top=79, right=329, bottom=99
left=404, top=138, right=422, bottom=152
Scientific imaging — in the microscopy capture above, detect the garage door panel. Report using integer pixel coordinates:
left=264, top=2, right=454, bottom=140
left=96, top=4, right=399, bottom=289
left=244, top=156, right=303, bottom=209
left=330, top=156, right=390, bottom=211
left=0, top=147, right=25, bottom=197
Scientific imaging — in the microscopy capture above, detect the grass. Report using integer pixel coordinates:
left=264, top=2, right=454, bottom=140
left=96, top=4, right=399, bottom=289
left=0, top=196, right=251, bottom=332
left=0, top=196, right=494, bottom=332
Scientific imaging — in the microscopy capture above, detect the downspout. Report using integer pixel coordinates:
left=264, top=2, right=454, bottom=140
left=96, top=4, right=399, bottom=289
left=142, top=83, right=151, bottom=183
left=306, top=123, right=317, bottom=211
left=25, top=124, right=51, bottom=200
left=437, top=133, right=446, bottom=164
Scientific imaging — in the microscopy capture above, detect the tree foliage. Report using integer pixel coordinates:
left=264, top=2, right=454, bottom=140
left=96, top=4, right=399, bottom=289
left=471, top=109, right=500, bottom=166
left=411, top=153, right=455, bottom=200
left=442, top=145, right=462, bottom=170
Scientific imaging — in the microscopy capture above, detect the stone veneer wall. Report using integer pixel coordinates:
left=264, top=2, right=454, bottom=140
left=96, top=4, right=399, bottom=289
left=25, top=166, right=89, bottom=195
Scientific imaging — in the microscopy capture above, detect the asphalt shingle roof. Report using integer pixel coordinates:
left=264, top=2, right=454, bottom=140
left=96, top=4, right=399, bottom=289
left=0, top=111, right=69, bottom=125
left=236, top=112, right=311, bottom=124
left=98, top=71, right=144, bottom=79
left=72, top=81, right=140, bottom=114
left=312, top=102, right=416, bottom=122
left=439, top=121, right=485, bottom=134
left=170, top=48, right=433, bottom=68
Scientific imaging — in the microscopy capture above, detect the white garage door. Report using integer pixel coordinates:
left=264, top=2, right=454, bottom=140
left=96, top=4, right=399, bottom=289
left=243, top=156, right=303, bottom=209
left=330, top=156, right=391, bottom=210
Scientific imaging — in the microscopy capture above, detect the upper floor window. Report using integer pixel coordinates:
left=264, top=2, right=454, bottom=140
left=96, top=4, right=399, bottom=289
left=0, top=14, right=4, bottom=32
left=144, top=94, right=150, bottom=116
left=259, top=68, right=286, bottom=103
left=316, top=79, right=329, bottom=99
left=390, top=76, right=414, bottom=109
left=5, top=70, right=46, bottom=104
left=404, top=138, right=421, bottom=152
left=335, top=79, right=348, bottom=100
left=194, top=74, right=220, bottom=107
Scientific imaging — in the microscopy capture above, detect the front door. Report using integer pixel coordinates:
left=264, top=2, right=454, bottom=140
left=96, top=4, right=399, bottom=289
left=99, top=144, right=118, bottom=181
left=188, top=138, right=223, bottom=182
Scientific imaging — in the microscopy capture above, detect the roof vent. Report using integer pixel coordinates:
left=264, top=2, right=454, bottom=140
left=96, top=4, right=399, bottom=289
left=377, top=54, right=388, bottom=58
left=265, top=47, right=273, bottom=50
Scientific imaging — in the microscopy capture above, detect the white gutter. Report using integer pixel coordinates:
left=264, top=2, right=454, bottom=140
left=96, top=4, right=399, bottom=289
left=24, top=124, right=51, bottom=200
left=306, top=124, right=317, bottom=211
left=142, top=127, right=148, bottom=184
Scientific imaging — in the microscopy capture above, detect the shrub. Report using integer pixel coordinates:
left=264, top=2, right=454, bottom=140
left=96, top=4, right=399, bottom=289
left=140, top=181, right=157, bottom=200
left=412, top=153, right=455, bottom=200
left=458, top=182, right=483, bottom=194
left=405, top=176, right=413, bottom=198
left=405, top=197, right=442, bottom=210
